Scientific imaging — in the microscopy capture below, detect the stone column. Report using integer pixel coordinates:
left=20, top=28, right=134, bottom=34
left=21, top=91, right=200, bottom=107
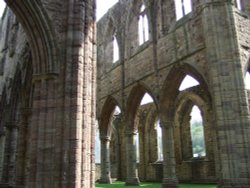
left=15, top=108, right=31, bottom=186
left=99, top=136, right=112, bottom=184
left=202, top=2, right=250, bottom=187
left=0, top=129, right=6, bottom=182
left=125, top=131, right=140, bottom=186
left=160, top=120, right=178, bottom=188
left=5, top=121, right=19, bottom=186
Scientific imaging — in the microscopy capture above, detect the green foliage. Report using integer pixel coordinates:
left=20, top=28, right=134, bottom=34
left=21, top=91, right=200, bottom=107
left=191, top=120, right=206, bottom=157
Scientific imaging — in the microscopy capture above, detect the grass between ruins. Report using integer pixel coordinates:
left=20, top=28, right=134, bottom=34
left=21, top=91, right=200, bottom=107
left=96, top=181, right=216, bottom=188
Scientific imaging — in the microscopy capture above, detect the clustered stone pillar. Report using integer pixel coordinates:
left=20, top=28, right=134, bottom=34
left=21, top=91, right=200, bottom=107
left=4, top=121, right=19, bottom=186
left=0, top=129, right=6, bottom=182
left=160, top=120, right=178, bottom=188
left=202, top=3, right=250, bottom=187
left=100, top=136, right=112, bottom=184
left=125, top=131, right=140, bottom=186
left=15, top=108, right=31, bottom=186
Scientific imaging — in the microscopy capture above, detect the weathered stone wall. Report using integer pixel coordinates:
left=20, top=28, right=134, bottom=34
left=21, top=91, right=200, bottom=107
left=0, top=0, right=96, bottom=187
left=97, top=0, right=250, bottom=187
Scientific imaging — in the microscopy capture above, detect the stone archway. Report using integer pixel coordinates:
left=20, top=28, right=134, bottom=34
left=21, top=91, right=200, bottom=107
left=98, top=96, right=121, bottom=184
left=159, top=63, right=209, bottom=188
left=0, top=1, right=96, bottom=188
left=174, top=89, right=217, bottom=183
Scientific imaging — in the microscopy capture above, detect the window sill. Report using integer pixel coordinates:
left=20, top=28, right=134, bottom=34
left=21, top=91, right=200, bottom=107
left=183, top=157, right=211, bottom=163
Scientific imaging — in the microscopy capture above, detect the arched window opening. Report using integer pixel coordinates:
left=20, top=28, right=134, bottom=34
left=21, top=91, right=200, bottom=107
left=175, top=0, right=192, bottom=20
left=113, top=105, right=121, bottom=115
left=140, top=93, right=153, bottom=105
left=179, top=75, right=199, bottom=91
left=138, top=4, right=149, bottom=45
left=235, top=0, right=243, bottom=10
left=113, top=35, right=119, bottom=63
left=135, top=132, right=140, bottom=163
left=156, top=120, right=163, bottom=161
left=245, top=72, right=250, bottom=90
left=190, top=106, right=206, bottom=158
left=111, top=106, right=121, bottom=140
left=95, top=122, right=101, bottom=164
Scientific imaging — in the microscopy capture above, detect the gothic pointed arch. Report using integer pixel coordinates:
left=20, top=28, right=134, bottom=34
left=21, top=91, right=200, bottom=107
left=4, top=0, right=58, bottom=74
left=126, top=84, right=157, bottom=132
left=174, top=89, right=217, bottom=181
left=99, top=96, right=121, bottom=137
left=175, top=86, right=212, bottom=118
left=159, top=63, right=209, bottom=119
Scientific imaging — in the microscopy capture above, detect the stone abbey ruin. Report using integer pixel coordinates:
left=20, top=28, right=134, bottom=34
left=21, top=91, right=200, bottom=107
left=0, top=0, right=250, bottom=188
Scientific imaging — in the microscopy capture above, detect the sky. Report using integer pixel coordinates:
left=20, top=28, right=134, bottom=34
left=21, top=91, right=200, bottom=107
left=96, top=0, right=118, bottom=20
left=0, top=1, right=5, bottom=18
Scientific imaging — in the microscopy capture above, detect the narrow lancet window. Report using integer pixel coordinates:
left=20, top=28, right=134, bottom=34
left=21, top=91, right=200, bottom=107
left=138, top=4, right=149, bottom=45
left=190, top=106, right=206, bottom=158
left=175, top=0, right=192, bottom=20
left=113, top=36, right=119, bottom=63
left=156, top=120, right=163, bottom=161
left=135, top=132, right=140, bottom=163
left=235, top=0, right=243, bottom=10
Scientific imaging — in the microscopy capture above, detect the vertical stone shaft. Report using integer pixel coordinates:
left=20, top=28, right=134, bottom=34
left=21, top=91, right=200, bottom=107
left=15, top=108, right=31, bottom=186
left=2, top=122, right=18, bottom=185
left=23, top=78, right=58, bottom=188
left=125, top=132, right=140, bottom=186
left=160, top=120, right=178, bottom=188
left=202, top=2, right=250, bottom=187
left=0, top=131, right=6, bottom=182
left=100, top=136, right=112, bottom=183
left=62, top=0, right=95, bottom=187
left=5, top=122, right=18, bottom=186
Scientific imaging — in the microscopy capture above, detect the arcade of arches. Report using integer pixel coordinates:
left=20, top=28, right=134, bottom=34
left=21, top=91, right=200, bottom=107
left=0, top=0, right=250, bottom=188
left=96, top=0, right=250, bottom=188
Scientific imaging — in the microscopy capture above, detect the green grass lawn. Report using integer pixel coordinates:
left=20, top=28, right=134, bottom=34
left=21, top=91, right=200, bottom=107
left=96, top=181, right=216, bottom=188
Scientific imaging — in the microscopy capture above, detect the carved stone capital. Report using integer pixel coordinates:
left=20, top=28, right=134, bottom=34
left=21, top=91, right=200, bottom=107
left=32, top=73, right=59, bottom=83
left=125, top=130, right=138, bottom=136
left=100, top=136, right=111, bottom=142
left=159, top=120, right=174, bottom=129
